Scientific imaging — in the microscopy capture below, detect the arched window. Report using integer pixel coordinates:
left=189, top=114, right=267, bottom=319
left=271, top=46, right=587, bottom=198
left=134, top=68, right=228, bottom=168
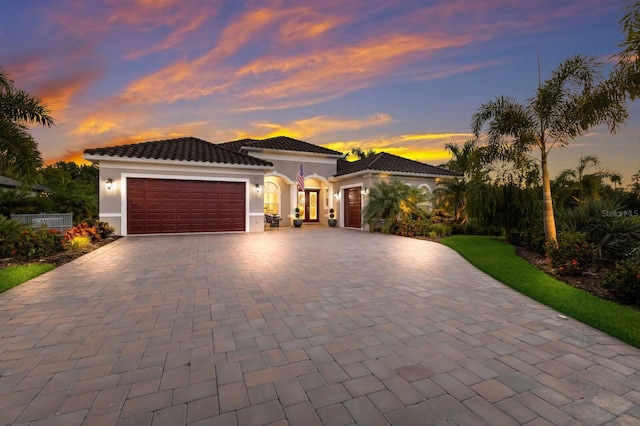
left=418, top=184, right=433, bottom=212
left=264, top=181, right=280, bottom=215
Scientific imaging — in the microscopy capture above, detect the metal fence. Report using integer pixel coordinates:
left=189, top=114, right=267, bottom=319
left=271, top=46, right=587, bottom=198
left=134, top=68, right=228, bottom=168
left=10, top=213, right=73, bottom=232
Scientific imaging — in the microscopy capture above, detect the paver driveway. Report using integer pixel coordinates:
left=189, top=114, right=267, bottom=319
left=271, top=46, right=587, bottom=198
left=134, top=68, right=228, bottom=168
left=1, top=228, right=639, bottom=425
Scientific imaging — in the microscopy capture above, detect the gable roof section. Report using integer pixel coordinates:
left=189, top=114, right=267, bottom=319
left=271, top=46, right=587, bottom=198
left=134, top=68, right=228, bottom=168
left=335, top=152, right=459, bottom=177
left=0, top=175, right=51, bottom=192
left=219, top=136, right=344, bottom=157
left=84, top=137, right=272, bottom=167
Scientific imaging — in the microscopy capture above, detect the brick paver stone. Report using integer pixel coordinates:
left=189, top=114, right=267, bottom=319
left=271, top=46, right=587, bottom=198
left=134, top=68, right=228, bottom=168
left=0, top=231, right=638, bottom=424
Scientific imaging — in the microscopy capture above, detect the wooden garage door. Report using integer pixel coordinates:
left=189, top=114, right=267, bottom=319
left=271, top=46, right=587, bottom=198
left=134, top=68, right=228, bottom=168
left=127, top=178, right=245, bottom=234
left=344, top=187, right=362, bottom=228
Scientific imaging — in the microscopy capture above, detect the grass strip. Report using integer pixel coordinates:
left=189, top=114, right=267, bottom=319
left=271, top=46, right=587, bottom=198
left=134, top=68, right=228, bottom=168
left=0, top=264, right=55, bottom=293
left=441, top=235, right=640, bottom=348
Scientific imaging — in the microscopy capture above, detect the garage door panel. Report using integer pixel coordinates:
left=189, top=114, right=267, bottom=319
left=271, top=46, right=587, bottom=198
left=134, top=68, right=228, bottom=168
left=127, top=178, right=246, bottom=234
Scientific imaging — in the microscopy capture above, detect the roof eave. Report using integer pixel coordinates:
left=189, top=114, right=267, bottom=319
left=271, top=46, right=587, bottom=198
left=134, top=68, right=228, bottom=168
left=241, top=147, right=344, bottom=159
left=332, top=169, right=458, bottom=180
left=82, top=154, right=273, bottom=169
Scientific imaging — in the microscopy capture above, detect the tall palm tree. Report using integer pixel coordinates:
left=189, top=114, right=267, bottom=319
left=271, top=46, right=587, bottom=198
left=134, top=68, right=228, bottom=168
left=0, top=67, right=53, bottom=184
left=471, top=55, right=628, bottom=242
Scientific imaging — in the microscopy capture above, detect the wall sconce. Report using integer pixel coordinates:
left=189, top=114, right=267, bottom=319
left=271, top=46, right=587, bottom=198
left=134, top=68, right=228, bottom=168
left=255, top=184, right=261, bottom=194
left=361, top=187, right=368, bottom=196
left=105, top=178, right=113, bottom=190
left=333, top=192, right=340, bottom=199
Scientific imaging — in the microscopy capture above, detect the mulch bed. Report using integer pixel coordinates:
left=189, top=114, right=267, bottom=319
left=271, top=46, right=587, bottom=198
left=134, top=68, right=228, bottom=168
left=0, top=236, right=122, bottom=269
left=514, top=245, right=635, bottom=307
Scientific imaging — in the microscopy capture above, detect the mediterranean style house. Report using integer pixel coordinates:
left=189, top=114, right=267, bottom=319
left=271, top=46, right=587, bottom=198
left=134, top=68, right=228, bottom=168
left=83, top=136, right=457, bottom=235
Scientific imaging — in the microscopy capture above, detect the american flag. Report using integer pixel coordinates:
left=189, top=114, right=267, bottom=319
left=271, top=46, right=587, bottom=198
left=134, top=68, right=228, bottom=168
left=296, top=162, right=305, bottom=192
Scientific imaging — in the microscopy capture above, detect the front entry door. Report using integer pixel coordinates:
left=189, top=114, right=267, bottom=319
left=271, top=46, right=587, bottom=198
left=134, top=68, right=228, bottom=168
left=344, top=187, right=362, bottom=228
left=305, top=190, right=319, bottom=222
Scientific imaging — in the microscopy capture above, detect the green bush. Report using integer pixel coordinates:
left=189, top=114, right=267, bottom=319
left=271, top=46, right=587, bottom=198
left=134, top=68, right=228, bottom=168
left=556, top=198, right=640, bottom=260
left=430, top=223, right=452, bottom=237
left=0, top=216, right=28, bottom=258
left=508, top=229, right=547, bottom=255
left=546, top=231, right=595, bottom=276
left=12, top=228, right=65, bottom=261
left=603, top=258, right=640, bottom=304
left=390, top=216, right=452, bottom=239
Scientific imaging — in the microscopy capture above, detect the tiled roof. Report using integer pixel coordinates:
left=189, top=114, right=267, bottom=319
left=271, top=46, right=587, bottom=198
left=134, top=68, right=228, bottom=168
left=84, top=137, right=273, bottom=167
left=335, top=152, right=460, bottom=177
left=0, top=175, right=51, bottom=192
left=219, top=136, right=344, bottom=156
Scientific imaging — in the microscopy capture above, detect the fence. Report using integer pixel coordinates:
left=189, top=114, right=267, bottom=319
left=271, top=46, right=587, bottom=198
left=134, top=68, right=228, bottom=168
left=10, top=213, right=73, bottom=232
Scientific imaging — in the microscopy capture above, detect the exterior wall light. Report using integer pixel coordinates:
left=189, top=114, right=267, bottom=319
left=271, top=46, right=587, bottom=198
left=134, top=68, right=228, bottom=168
left=333, top=192, right=340, bottom=199
left=255, top=184, right=261, bottom=194
left=361, top=187, right=368, bottom=196
left=105, top=178, right=113, bottom=190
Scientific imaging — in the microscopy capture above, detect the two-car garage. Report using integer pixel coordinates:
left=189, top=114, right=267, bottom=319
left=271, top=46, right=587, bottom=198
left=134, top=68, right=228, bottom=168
left=126, top=178, right=246, bottom=234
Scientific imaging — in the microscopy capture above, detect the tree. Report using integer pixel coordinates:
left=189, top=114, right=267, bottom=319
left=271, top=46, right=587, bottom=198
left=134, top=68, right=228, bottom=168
left=614, top=1, right=640, bottom=100
left=0, top=67, right=53, bottom=184
left=471, top=55, right=628, bottom=242
left=362, top=179, right=427, bottom=232
left=552, top=154, right=616, bottom=208
left=348, top=147, right=376, bottom=160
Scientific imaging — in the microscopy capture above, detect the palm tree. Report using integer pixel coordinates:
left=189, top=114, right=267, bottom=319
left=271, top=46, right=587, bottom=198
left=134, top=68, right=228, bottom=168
left=348, top=147, right=376, bottom=161
left=614, top=1, right=640, bottom=100
left=471, top=55, right=628, bottom=242
left=362, top=180, right=427, bottom=232
left=435, top=178, right=469, bottom=222
left=610, top=173, right=622, bottom=190
left=0, top=67, right=53, bottom=184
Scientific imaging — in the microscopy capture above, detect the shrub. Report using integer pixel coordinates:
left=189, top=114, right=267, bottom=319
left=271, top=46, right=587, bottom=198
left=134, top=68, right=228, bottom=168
left=546, top=231, right=595, bottom=276
left=430, top=223, right=452, bottom=237
left=67, top=236, right=92, bottom=251
left=603, top=258, right=640, bottom=304
left=93, top=220, right=115, bottom=239
left=12, top=228, right=65, bottom=261
left=0, top=216, right=28, bottom=258
left=556, top=198, right=640, bottom=260
left=66, top=222, right=99, bottom=242
left=508, top=229, right=547, bottom=255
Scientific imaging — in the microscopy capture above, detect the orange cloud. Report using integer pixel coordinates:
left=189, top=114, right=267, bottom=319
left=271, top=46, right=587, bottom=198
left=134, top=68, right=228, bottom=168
left=34, top=70, right=102, bottom=121
left=239, top=113, right=393, bottom=140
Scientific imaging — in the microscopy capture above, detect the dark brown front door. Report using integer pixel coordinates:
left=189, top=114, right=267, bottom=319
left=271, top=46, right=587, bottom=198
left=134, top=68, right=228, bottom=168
left=127, top=178, right=245, bottom=234
left=344, top=187, right=361, bottom=228
left=304, top=189, right=319, bottom=222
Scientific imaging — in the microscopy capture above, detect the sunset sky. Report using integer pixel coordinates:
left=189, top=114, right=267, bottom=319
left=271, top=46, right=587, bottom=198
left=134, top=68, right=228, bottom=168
left=1, top=0, right=639, bottom=184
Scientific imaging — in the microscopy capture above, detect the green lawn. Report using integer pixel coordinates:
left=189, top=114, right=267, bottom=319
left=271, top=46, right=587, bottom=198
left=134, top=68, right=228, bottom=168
left=0, top=264, right=55, bottom=293
left=441, top=235, right=640, bottom=348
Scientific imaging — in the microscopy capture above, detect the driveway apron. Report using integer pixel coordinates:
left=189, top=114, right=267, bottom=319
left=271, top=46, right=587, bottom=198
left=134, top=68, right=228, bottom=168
left=0, top=229, right=639, bottom=425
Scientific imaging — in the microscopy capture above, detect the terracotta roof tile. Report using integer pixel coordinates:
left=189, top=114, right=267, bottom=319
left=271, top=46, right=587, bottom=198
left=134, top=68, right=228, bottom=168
left=335, top=152, right=459, bottom=177
left=219, top=136, right=343, bottom=156
left=84, top=137, right=273, bottom=167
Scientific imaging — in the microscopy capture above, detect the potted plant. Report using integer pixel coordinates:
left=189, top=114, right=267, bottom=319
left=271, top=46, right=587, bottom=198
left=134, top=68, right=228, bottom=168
left=328, top=208, right=337, bottom=227
left=293, top=207, right=303, bottom=227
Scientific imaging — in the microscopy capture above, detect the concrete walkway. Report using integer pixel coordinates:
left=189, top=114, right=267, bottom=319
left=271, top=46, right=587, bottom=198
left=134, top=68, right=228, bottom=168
left=1, top=229, right=639, bottom=425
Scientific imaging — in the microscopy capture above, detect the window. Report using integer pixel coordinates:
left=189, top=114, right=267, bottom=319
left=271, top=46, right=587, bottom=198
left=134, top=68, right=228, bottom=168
left=264, top=181, right=280, bottom=215
left=418, top=185, right=433, bottom=212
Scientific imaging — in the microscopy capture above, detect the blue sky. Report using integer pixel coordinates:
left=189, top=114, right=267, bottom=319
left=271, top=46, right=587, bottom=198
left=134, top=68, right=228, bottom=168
left=1, top=0, right=638, bottom=184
